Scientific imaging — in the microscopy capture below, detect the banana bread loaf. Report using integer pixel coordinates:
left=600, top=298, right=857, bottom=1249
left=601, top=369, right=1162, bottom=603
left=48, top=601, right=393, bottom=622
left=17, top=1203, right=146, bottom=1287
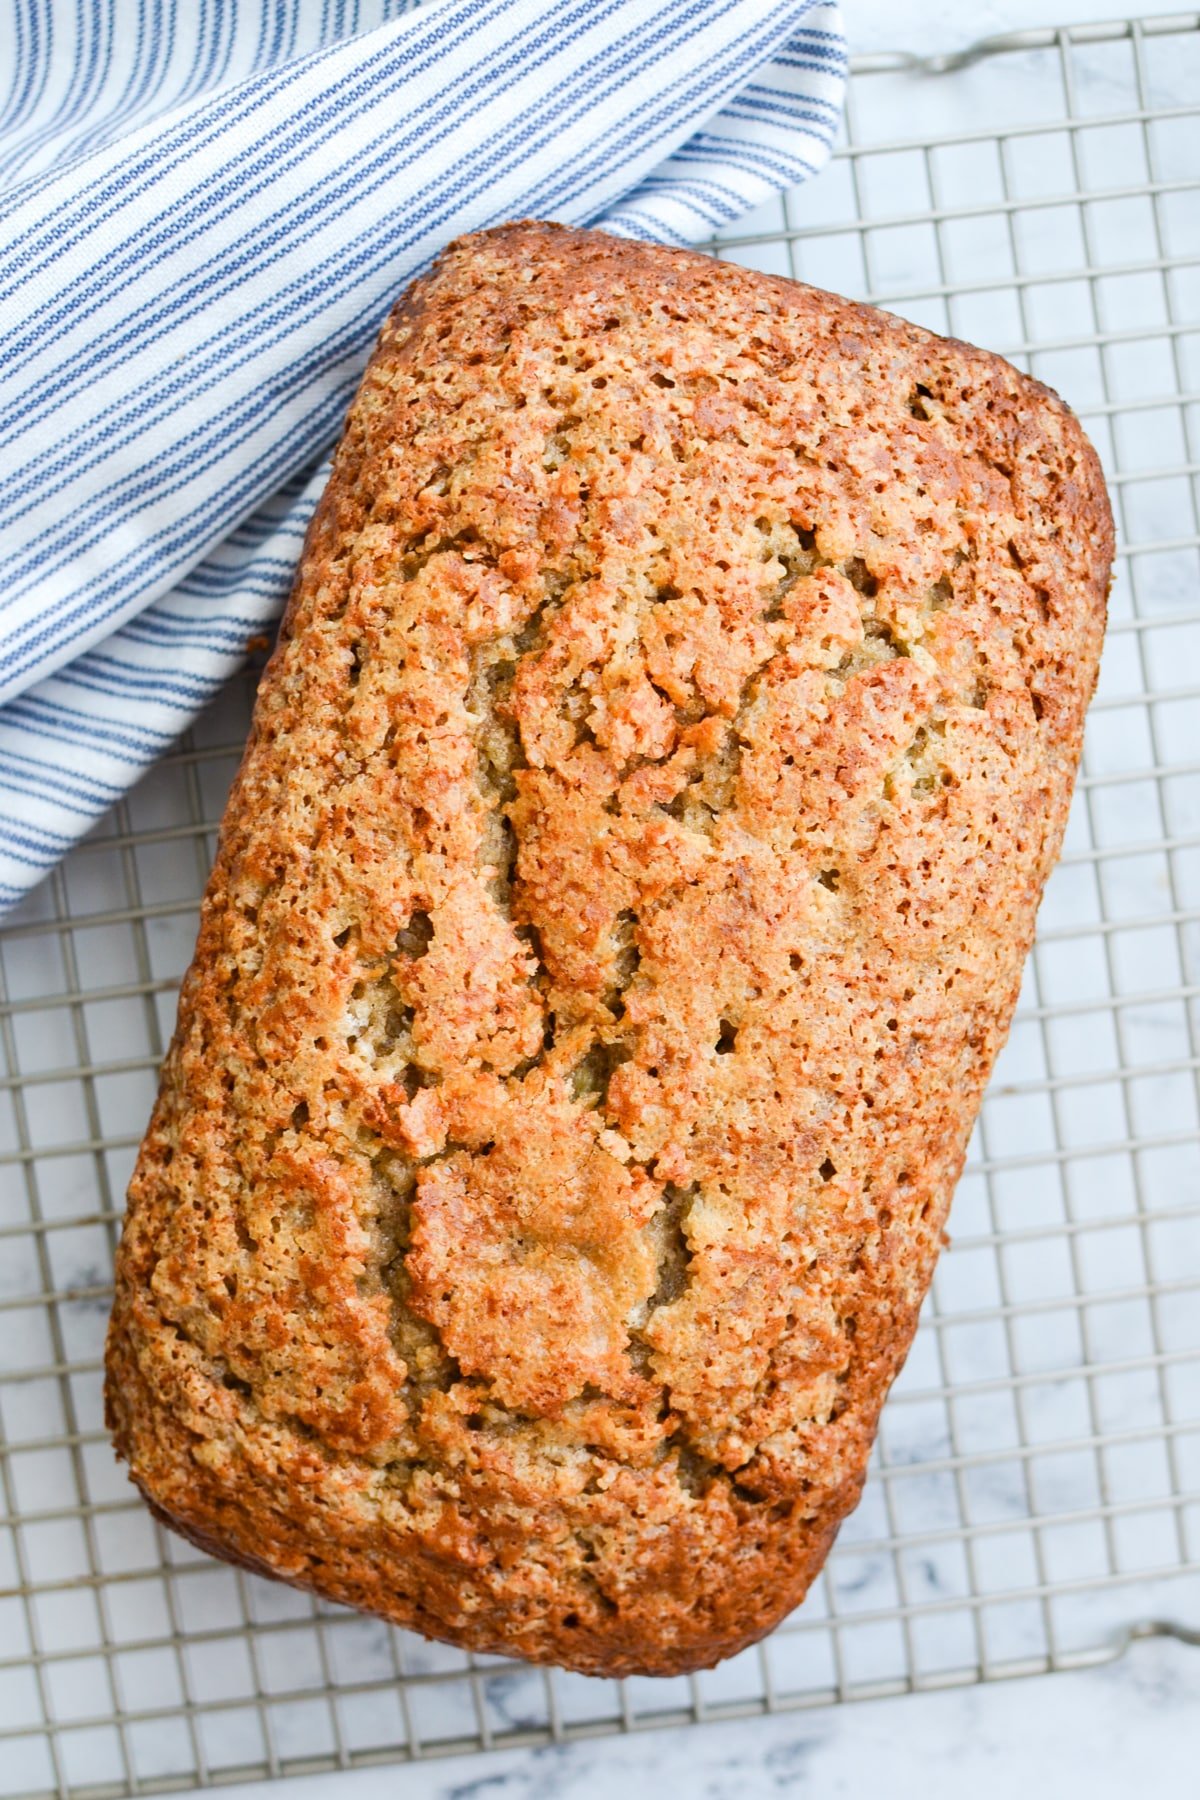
left=105, top=221, right=1113, bottom=1677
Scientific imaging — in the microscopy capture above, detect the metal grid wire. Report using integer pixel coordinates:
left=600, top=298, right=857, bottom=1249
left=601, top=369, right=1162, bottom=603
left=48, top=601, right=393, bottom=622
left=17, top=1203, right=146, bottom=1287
left=2, top=14, right=1199, bottom=1795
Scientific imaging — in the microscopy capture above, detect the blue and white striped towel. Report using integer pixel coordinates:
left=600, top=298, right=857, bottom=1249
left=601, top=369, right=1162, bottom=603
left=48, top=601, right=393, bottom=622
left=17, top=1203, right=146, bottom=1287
left=0, top=0, right=846, bottom=914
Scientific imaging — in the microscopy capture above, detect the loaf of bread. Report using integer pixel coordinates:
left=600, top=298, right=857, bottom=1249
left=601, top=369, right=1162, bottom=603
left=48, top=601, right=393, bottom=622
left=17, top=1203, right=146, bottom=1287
left=105, top=222, right=1112, bottom=1677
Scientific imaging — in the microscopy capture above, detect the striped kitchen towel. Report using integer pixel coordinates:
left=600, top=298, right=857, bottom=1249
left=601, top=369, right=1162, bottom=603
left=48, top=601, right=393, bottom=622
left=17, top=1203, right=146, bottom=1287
left=0, top=0, right=846, bottom=914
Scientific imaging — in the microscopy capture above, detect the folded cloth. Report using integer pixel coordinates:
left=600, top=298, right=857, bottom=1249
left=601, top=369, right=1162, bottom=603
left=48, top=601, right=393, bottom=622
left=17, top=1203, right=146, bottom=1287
left=0, top=0, right=845, bottom=914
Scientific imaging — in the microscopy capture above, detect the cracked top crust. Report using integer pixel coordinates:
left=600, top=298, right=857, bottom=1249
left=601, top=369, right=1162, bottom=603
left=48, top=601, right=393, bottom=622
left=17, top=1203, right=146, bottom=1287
left=105, top=221, right=1113, bottom=1677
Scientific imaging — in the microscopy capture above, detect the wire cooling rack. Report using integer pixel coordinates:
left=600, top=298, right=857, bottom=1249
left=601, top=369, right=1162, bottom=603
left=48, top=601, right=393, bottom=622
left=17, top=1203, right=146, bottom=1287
left=2, top=14, right=1199, bottom=1797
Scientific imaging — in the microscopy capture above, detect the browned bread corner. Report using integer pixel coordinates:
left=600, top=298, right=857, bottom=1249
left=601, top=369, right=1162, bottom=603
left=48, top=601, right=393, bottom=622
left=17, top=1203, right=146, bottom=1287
left=104, top=221, right=1113, bottom=1677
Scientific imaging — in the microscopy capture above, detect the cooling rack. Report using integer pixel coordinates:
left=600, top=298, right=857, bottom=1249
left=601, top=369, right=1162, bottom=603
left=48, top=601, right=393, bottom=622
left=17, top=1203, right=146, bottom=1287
left=2, top=13, right=1199, bottom=1796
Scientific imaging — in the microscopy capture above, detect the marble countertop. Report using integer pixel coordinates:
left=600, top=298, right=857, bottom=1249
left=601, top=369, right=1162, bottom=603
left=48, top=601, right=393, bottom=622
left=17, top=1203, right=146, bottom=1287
left=197, top=1633, right=1200, bottom=1799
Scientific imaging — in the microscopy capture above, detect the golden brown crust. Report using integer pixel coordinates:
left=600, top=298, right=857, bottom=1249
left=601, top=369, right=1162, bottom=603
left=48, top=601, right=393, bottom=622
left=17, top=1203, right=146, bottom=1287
left=104, top=221, right=1113, bottom=1676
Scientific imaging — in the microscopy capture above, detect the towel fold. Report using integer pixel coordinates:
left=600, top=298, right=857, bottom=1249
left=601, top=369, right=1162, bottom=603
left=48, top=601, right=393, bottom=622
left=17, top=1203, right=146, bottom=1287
left=0, top=0, right=845, bottom=913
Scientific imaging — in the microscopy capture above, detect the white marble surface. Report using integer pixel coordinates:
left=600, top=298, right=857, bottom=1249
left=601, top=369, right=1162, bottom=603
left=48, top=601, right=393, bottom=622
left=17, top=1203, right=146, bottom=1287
left=196, top=1634, right=1200, bottom=1799
left=199, top=4, right=1195, bottom=1793
left=852, top=0, right=1170, bottom=51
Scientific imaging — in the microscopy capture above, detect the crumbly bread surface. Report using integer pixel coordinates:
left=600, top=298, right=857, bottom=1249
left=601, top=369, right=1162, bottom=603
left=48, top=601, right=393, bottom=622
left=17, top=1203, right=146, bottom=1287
left=106, top=222, right=1112, bottom=1677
